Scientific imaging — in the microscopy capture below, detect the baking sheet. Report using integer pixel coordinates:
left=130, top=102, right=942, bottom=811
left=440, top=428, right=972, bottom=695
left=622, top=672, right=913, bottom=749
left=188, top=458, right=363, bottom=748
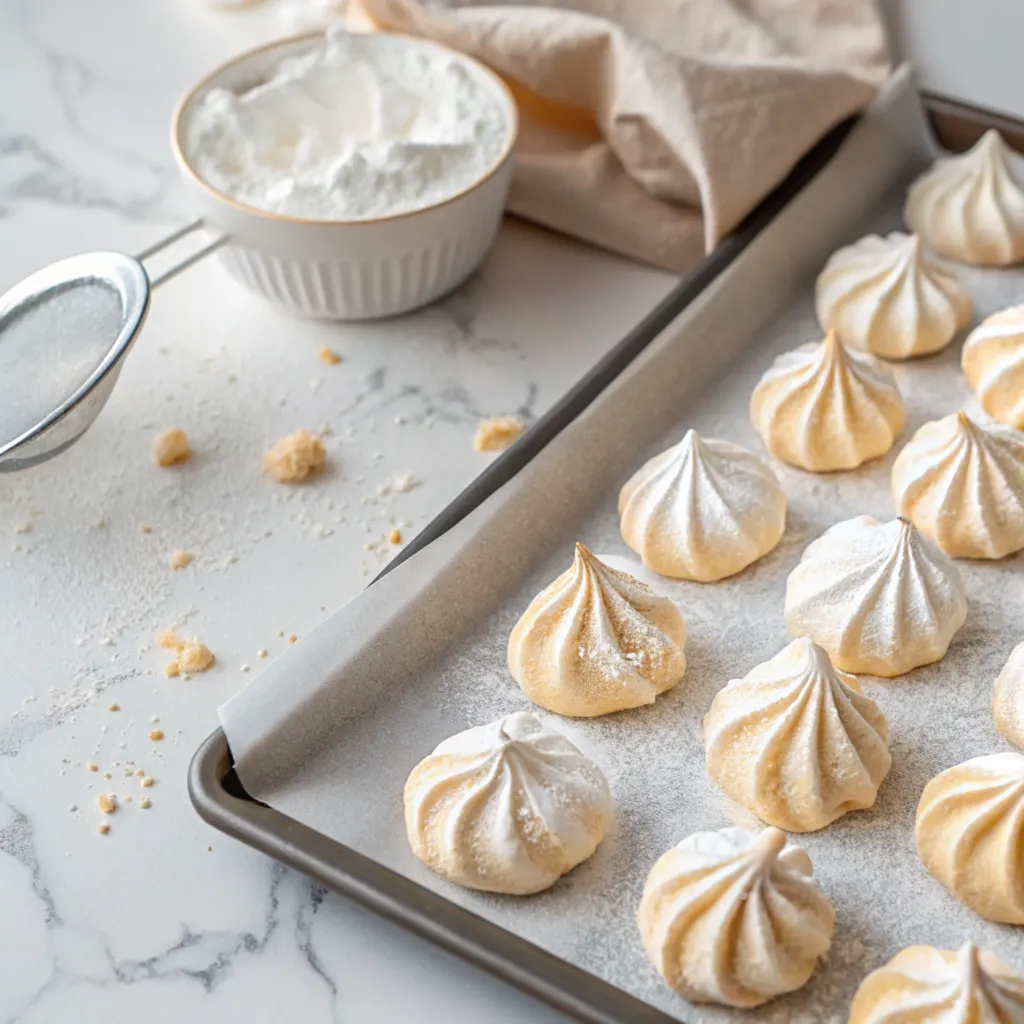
left=220, top=67, right=1024, bottom=1022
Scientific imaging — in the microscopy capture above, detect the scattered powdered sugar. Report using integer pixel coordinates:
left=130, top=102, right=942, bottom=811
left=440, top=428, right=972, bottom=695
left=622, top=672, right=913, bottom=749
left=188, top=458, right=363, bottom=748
left=183, top=28, right=510, bottom=221
left=236, top=189, right=1024, bottom=1022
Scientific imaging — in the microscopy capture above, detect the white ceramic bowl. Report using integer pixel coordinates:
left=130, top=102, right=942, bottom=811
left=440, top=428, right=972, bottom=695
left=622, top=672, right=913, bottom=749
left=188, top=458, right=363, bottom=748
left=170, top=32, right=518, bottom=321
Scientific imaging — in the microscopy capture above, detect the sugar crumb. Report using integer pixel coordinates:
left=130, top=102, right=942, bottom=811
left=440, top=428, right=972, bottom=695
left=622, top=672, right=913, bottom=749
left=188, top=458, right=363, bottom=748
left=263, top=430, right=326, bottom=484
left=97, top=793, right=117, bottom=814
left=98, top=824, right=110, bottom=835
left=474, top=415, right=525, bottom=453
left=152, top=427, right=190, bottom=467
left=319, top=347, right=342, bottom=365
left=148, top=730, right=164, bottom=742
left=168, top=549, right=193, bottom=570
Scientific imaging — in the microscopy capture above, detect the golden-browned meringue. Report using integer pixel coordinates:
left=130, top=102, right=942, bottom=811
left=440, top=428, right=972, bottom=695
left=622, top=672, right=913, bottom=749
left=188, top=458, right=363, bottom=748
left=784, top=516, right=967, bottom=677
left=994, top=642, right=1024, bottom=750
left=916, top=752, right=1024, bottom=923
left=750, top=331, right=906, bottom=471
left=850, top=942, right=1024, bottom=1023
left=638, top=826, right=834, bottom=1008
left=963, top=305, right=1024, bottom=429
left=404, top=712, right=612, bottom=895
left=703, top=638, right=891, bottom=832
left=906, top=130, right=1024, bottom=267
left=618, top=430, right=786, bottom=581
left=507, top=544, right=686, bottom=717
left=892, top=411, right=1024, bottom=559
left=815, top=232, right=971, bottom=358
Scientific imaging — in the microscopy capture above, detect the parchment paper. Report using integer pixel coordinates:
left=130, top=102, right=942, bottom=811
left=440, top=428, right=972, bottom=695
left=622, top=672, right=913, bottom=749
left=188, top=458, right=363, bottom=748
left=220, top=68, right=1024, bottom=1022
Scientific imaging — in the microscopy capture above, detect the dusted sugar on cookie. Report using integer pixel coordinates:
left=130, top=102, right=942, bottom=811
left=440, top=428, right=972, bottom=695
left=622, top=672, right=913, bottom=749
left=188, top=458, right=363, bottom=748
left=750, top=331, right=905, bottom=471
left=704, top=638, right=890, bottom=831
left=849, top=942, right=1024, bottom=1022
left=784, top=516, right=966, bottom=677
left=906, top=130, right=1024, bottom=266
left=994, top=642, right=1024, bottom=749
left=962, top=305, right=1024, bottom=429
left=618, top=429, right=785, bottom=581
left=916, top=752, right=1024, bottom=924
left=508, top=543, right=686, bottom=717
left=816, top=231, right=970, bottom=358
left=892, top=411, right=1024, bottom=559
left=638, top=827, right=834, bottom=1007
left=404, top=712, right=612, bottom=895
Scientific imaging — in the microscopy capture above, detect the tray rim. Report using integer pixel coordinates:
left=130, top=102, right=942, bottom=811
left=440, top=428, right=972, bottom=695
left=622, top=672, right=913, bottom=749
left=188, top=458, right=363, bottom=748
left=188, top=90, right=998, bottom=1024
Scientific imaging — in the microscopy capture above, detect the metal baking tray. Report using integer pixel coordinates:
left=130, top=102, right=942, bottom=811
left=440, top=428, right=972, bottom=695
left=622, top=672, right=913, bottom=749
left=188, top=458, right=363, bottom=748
left=190, top=79, right=1022, bottom=1023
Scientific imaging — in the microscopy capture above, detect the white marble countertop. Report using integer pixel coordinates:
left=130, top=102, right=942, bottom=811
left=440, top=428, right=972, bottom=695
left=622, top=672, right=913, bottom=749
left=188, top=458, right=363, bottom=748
left=0, top=2, right=678, bottom=1021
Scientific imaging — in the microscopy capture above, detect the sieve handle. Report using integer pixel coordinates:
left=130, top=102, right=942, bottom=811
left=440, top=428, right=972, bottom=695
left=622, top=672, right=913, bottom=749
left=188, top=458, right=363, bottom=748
left=136, top=219, right=227, bottom=289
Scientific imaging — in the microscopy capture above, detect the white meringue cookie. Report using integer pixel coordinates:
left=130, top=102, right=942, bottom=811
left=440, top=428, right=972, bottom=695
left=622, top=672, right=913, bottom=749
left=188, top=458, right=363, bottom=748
left=618, top=430, right=786, bottom=581
left=507, top=544, right=687, bottom=718
left=815, top=232, right=971, bottom=358
left=892, top=411, right=1024, bottom=560
left=916, top=752, right=1024, bottom=924
left=994, top=642, right=1024, bottom=750
left=906, top=130, right=1024, bottom=267
left=638, top=826, right=834, bottom=1008
left=784, top=515, right=967, bottom=677
left=750, top=331, right=906, bottom=471
left=404, top=712, right=612, bottom=895
left=850, top=942, right=1024, bottom=1023
left=704, top=638, right=891, bottom=832
left=963, top=305, right=1024, bottom=429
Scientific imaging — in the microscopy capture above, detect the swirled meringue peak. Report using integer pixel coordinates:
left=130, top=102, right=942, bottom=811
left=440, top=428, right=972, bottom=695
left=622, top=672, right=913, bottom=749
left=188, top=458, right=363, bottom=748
left=916, top=752, right=1024, bottom=923
left=618, top=429, right=786, bottom=581
left=784, top=515, right=967, bottom=677
left=403, top=712, right=612, bottom=895
left=815, top=232, right=971, bottom=358
left=850, top=942, right=1024, bottom=1023
left=750, top=331, right=906, bottom=471
left=963, top=305, right=1024, bottom=429
left=704, top=638, right=891, bottom=831
left=906, top=130, right=1024, bottom=266
left=638, top=826, right=834, bottom=1007
left=892, top=411, right=1024, bottom=559
left=507, top=543, right=686, bottom=718
left=994, top=642, right=1024, bottom=750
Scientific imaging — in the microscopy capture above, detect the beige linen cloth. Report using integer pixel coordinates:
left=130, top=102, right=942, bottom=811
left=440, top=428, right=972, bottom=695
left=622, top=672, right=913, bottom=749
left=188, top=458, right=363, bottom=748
left=354, top=0, right=890, bottom=274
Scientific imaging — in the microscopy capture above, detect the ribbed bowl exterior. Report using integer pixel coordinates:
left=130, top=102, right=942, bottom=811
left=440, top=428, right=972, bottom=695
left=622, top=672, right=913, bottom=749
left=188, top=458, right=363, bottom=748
left=171, top=31, right=519, bottom=322
left=215, top=197, right=505, bottom=320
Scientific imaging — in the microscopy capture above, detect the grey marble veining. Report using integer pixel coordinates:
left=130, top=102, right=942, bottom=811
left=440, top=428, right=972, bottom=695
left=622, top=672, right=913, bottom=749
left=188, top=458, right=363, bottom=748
left=0, top=2, right=677, bottom=1022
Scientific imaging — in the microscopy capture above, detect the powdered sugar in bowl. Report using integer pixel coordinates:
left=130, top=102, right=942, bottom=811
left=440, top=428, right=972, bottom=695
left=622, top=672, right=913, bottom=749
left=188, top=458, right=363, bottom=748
left=171, top=28, right=518, bottom=320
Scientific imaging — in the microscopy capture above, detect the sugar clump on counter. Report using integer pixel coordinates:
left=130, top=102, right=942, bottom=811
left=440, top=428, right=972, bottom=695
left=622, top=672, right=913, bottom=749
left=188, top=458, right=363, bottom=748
left=168, top=549, right=193, bottom=570
left=474, top=416, right=525, bottom=452
left=158, top=629, right=216, bottom=677
left=319, top=347, right=342, bottom=365
left=263, top=430, right=326, bottom=484
left=152, top=426, right=191, bottom=466
left=181, top=28, right=509, bottom=222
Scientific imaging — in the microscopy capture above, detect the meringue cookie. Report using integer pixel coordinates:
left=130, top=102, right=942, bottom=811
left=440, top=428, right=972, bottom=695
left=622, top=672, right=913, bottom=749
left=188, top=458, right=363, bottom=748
left=905, top=130, right=1024, bottom=267
left=892, top=411, right=1024, bottom=559
left=750, top=331, right=906, bottom=471
left=784, top=516, right=967, bottom=677
left=508, top=544, right=686, bottom=718
left=815, top=232, right=971, bottom=358
left=850, top=942, right=1024, bottom=1023
left=962, top=305, right=1024, bottom=429
left=404, top=712, right=612, bottom=895
left=916, top=752, right=1024, bottom=923
left=618, top=430, right=786, bottom=581
left=704, top=638, right=891, bottom=831
left=638, top=826, right=834, bottom=1008
left=994, top=642, right=1024, bottom=749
